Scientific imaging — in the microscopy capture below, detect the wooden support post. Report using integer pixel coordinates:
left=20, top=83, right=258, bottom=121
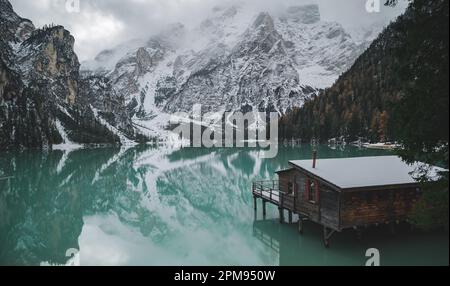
left=298, top=217, right=304, bottom=234
left=288, top=211, right=293, bottom=224
left=323, top=226, right=336, bottom=248
left=253, top=196, right=257, bottom=212
left=262, top=200, right=267, bottom=218
left=279, top=208, right=284, bottom=224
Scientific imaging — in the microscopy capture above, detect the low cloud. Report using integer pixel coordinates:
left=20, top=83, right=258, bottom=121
left=10, top=0, right=408, bottom=61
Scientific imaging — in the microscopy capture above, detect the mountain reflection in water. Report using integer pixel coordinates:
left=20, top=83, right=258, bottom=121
left=0, top=145, right=448, bottom=266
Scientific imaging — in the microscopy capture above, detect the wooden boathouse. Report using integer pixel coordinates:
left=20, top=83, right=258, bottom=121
left=252, top=155, right=442, bottom=247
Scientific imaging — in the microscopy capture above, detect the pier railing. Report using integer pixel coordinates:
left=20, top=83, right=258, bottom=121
left=252, top=180, right=281, bottom=204
left=252, top=180, right=296, bottom=210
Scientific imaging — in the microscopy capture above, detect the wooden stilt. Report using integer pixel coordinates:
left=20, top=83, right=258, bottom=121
left=288, top=211, right=293, bottom=224
left=253, top=196, right=257, bottom=212
left=298, top=217, right=304, bottom=234
left=262, top=200, right=267, bottom=218
left=323, top=226, right=336, bottom=248
left=279, top=208, right=284, bottom=224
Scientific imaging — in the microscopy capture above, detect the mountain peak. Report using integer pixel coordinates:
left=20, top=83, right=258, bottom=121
left=252, top=12, right=275, bottom=30
left=0, top=0, right=35, bottom=44
left=0, top=0, right=13, bottom=13
left=234, top=12, right=281, bottom=55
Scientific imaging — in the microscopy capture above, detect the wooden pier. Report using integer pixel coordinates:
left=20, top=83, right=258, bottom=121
left=252, top=181, right=294, bottom=224
left=252, top=180, right=335, bottom=247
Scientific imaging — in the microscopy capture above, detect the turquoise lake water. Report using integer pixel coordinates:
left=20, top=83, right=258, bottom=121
left=0, top=145, right=448, bottom=266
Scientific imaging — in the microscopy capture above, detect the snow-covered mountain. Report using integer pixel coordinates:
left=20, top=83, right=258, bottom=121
left=0, top=0, right=143, bottom=150
left=82, top=4, right=376, bottom=138
left=1, top=0, right=384, bottom=148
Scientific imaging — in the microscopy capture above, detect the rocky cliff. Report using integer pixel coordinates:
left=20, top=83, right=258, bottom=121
left=0, top=0, right=140, bottom=150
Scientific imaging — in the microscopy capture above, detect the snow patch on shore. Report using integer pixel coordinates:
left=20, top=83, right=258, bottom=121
left=53, top=119, right=83, bottom=152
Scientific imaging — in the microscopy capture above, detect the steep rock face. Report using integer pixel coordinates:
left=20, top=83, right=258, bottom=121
left=0, top=58, right=36, bottom=149
left=78, top=73, right=135, bottom=136
left=103, top=23, right=184, bottom=119
left=0, top=0, right=56, bottom=149
left=83, top=4, right=374, bottom=138
left=1, top=24, right=119, bottom=149
left=0, top=0, right=34, bottom=64
left=18, top=26, right=80, bottom=106
left=0, top=0, right=139, bottom=150
left=164, top=12, right=309, bottom=113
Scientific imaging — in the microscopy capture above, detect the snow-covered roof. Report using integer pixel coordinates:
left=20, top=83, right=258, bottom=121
left=289, top=156, right=444, bottom=190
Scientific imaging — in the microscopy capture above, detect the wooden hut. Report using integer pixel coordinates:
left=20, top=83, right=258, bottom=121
left=252, top=156, right=443, bottom=247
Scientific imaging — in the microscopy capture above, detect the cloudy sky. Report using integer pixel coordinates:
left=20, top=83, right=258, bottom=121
left=9, top=0, right=408, bottom=61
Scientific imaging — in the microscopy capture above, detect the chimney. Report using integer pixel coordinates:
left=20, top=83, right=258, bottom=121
left=312, top=150, right=317, bottom=169
left=312, top=139, right=318, bottom=168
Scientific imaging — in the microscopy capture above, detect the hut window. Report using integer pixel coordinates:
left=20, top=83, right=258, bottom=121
left=304, top=177, right=310, bottom=201
left=288, top=182, right=294, bottom=194
left=309, top=180, right=316, bottom=202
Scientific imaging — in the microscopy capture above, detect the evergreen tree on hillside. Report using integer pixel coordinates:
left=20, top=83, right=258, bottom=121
left=391, top=0, right=449, bottom=168
left=391, top=0, right=449, bottom=231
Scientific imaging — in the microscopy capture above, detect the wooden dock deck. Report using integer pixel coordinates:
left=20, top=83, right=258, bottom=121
left=252, top=180, right=297, bottom=225
left=252, top=181, right=280, bottom=205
